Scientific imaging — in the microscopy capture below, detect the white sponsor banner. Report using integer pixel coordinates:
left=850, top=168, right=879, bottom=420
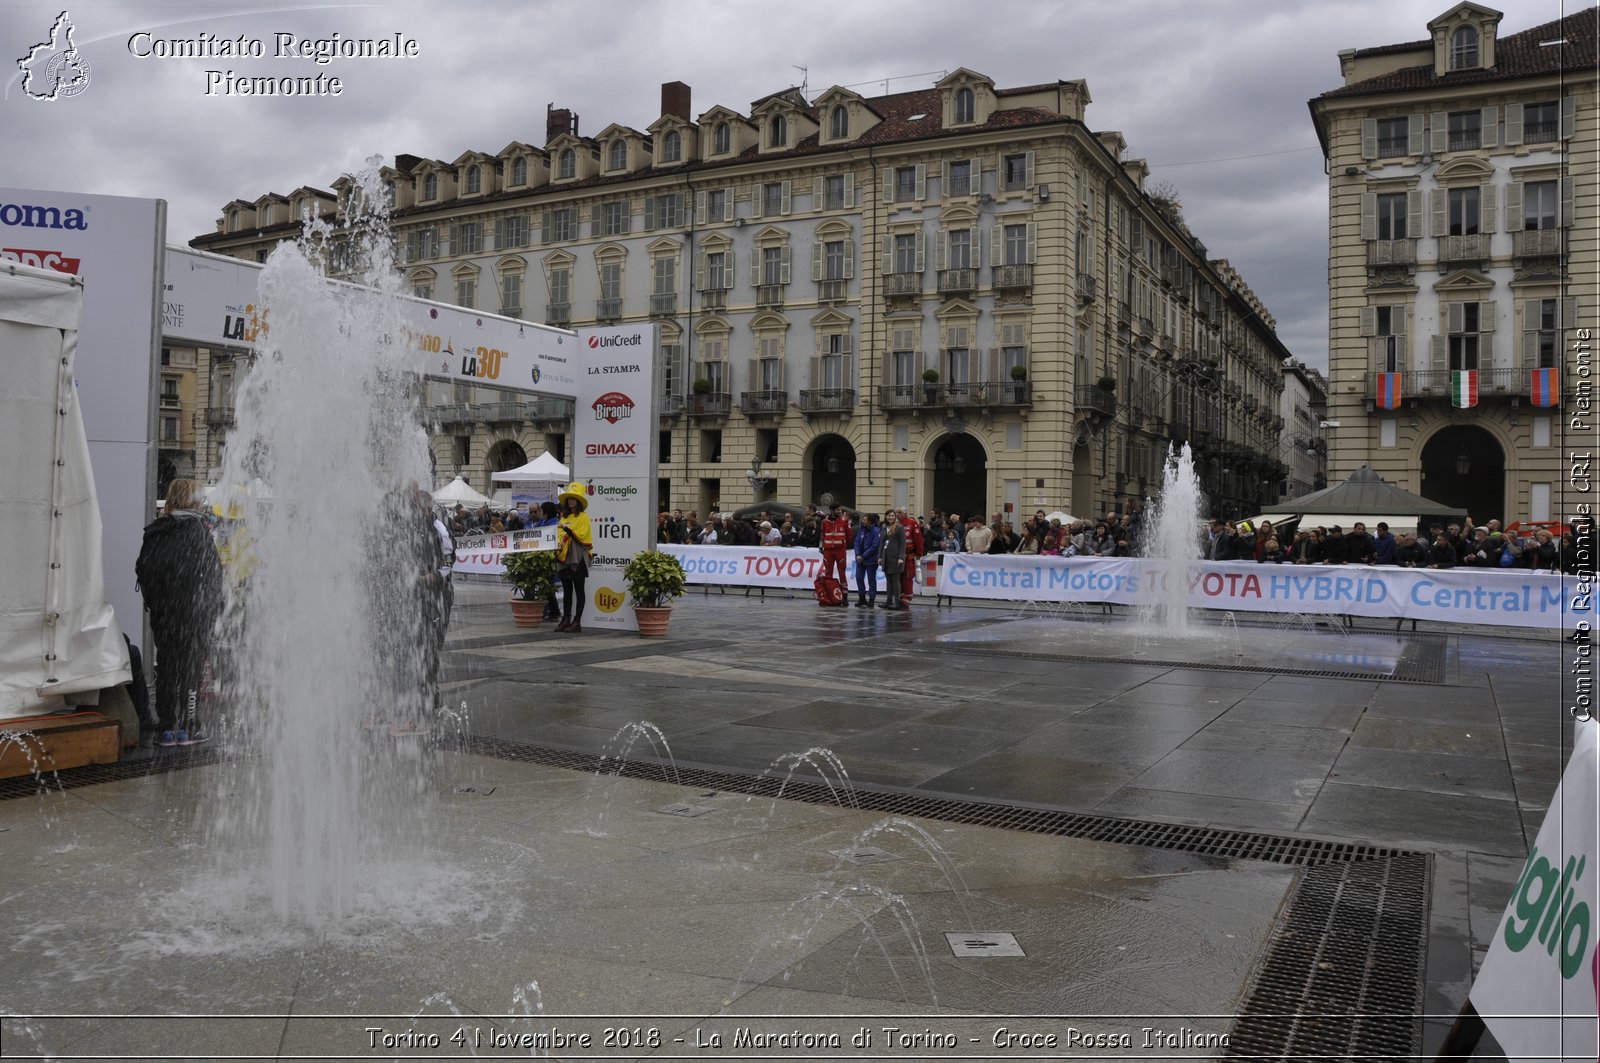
left=451, top=528, right=555, bottom=576
left=2, top=187, right=165, bottom=646
left=933, top=554, right=1580, bottom=629
left=663, top=545, right=888, bottom=592
left=583, top=477, right=653, bottom=632
left=1471, top=720, right=1599, bottom=1061
left=163, top=247, right=579, bottom=395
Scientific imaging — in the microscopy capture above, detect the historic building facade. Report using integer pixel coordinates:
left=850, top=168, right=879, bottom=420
left=194, top=69, right=1295, bottom=521
left=1310, top=2, right=1595, bottom=525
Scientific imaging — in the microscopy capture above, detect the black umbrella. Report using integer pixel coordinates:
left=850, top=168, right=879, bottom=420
left=730, top=501, right=809, bottom=523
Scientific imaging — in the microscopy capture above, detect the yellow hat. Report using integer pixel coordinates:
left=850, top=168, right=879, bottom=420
left=557, top=481, right=589, bottom=512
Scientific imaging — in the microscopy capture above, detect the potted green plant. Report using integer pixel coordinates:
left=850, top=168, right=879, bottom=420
left=1009, top=364, right=1028, bottom=381
left=622, top=549, right=688, bottom=636
left=502, top=548, right=558, bottom=628
left=1097, top=375, right=1117, bottom=392
left=921, top=367, right=940, bottom=403
left=691, top=378, right=712, bottom=395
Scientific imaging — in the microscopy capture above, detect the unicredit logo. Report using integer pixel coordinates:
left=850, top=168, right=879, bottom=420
left=588, top=334, right=644, bottom=348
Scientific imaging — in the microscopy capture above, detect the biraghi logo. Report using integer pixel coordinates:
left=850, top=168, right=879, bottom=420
left=591, top=391, right=634, bottom=424
left=587, top=334, right=644, bottom=349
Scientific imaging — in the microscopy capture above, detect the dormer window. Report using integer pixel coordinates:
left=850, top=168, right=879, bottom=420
left=829, top=105, right=848, bottom=140
left=384, top=181, right=395, bottom=207
left=260, top=205, right=273, bottom=225
left=1451, top=25, right=1479, bottom=69
left=608, top=140, right=627, bottom=171
left=422, top=173, right=438, bottom=200
left=558, top=148, right=576, bottom=179
left=511, top=156, right=528, bottom=185
left=768, top=115, right=787, bottom=148
left=661, top=129, right=681, bottom=162
left=954, top=87, right=975, bottom=124
left=465, top=165, right=481, bottom=194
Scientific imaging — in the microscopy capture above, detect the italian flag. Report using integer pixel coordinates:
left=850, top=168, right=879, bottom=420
left=1451, top=370, right=1478, bottom=408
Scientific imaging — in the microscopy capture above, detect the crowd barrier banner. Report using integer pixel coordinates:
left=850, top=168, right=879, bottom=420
left=661, top=544, right=885, bottom=592
left=451, top=527, right=556, bottom=576
left=934, top=553, right=1582, bottom=630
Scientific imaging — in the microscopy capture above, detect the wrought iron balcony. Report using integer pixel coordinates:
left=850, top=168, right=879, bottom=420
left=755, top=284, right=785, bottom=308
left=798, top=388, right=856, bottom=414
left=739, top=390, right=789, bottom=416
left=1365, top=368, right=1543, bottom=401
left=816, top=278, right=848, bottom=303
left=688, top=392, right=731, bottom=418
left=649, top=293, right=678, bottom=316
left=993, top=263, right=1032, bottom=291
left=877, top=384, right=918, bottom=411
left=544, top=303, right=570, bottom=328
left=1368, top=239, right=1416, bottom=266
left=991, top=381, right=1032, bottom=407
left=160, top=394, right=182, bottom=409
left=658, top=395, right=685, bottom=419
left=528, top=397, right=574, bottom=424
left=698, top=287, right=726, bottom=311
left=1437, top=233, right=1488, bottom=265
left=1075, top=385, right=1117, bottom=421
left=204, top=406, right=236, bottom=429
left=937, top=268, right=975, bottom=296
left=884, top=272, right=921, bottom=297
left=595, top=297, right=622, bottom=322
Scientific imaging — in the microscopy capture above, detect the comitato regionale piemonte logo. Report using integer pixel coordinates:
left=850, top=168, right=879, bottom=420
left=17, top=11, right=92, bottom=101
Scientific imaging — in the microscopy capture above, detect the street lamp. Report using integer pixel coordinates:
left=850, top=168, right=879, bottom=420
left=1455, top=453, right=1471, bottom=476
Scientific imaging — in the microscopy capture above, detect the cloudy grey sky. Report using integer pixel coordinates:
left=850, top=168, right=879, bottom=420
left=1, top=1, right=1577, bottom=372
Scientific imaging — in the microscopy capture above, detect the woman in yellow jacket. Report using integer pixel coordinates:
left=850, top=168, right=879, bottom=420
left=555, top=481, right=593, bottom=632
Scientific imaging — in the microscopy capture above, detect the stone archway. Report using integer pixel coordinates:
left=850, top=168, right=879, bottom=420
left=808, top=434, right=857, bottom=507
left=485, top=439, right=528, bottom=486
left=930, top=432, right=988, bottom=518
left=1420, top=424, right=1505, bottom=523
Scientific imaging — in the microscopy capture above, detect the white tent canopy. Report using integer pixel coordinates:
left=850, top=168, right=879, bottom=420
left=491, top=451, right=569, bottom=482
left=432, top=476, right=493, bottom=508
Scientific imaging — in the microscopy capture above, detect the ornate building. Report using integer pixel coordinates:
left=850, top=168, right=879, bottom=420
left=1310, top=2, right=1596, bottom=524
left=194, top=69, right=1296, bottom=521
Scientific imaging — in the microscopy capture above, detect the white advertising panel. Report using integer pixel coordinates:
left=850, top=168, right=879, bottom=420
left=663, top=545, right=887, bottom=593
left=1, top=186, right=165, bottom=645
left=571, top=324, right=658, bottom=633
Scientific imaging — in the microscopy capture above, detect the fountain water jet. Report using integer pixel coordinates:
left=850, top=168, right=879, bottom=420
left=1138, top=443, right=1205, bottom=635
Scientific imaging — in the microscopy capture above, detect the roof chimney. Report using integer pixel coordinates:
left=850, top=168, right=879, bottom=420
left=661, top=81, right=692, bottom=122
left=546, top=104, right=574, bottom=142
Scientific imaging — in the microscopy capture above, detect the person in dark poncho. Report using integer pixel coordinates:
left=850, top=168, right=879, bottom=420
left=136, top=479, right=223, bottom=747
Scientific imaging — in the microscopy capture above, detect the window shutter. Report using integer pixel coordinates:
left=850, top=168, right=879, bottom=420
left=881, top=167, right=894, bottom=205
left=843, top=239, right=855, bottom=279
left=751, top=185, right=763, bottom=220
left=1563, top=296, right=1579, bottom=331
left=620, top=201, right=632, bottom=234
left=1522, top=328, right=1539, bottom=368
left=746, top=357, right=757, bottom=390
left=987, top=346, right=1001, bottom=382
left=915, top=163, right=927, bottom=201
left=1504, top=103, right=1523, bottom=145
left=1430, top=189, right=1446, bottom=238
left=1406, top=190, right=1423, bottom=237
left=1395, top=330, right=1408, bottom=370
left=1480, top=333, right=1494, bottom=363
left=934, top=230, right=946, bottom=271
left=969, top=158, right=982, bottom=196
left=1359, top=307, right=1377, bottom=336
left=695, top=252, right=705, bottom=292
left=1478, top=300, right=1495, bottom=333
left=1430, top=111, right=1447, bottom=154
left=1520, top=298, right=1538, bottom=335
left=751, top=249, right=762, bottom=287
left=1360, top=194, right=1377, bottom=241
left=1479, top=182, right=1496, bottom=233
left=882, top=234, right=894, bottom=275
left=1431, top=335, right=1447, bottom=372
left=673, top=193, right=684, bottom=226
left=780, top=181, right=791, bottom=215
left=1480, top=106, right=1499, bottom=148
left=1025, top=221, right=1037, bottom=264
left=813, top=176, right=823, bottom=210
left=1504, top=181, right=1524, bottom=231
left=1024, top=151, right=1035, bottom=187
left=1361, top=118, right=1378, bottom=160
left=809, top=355, right=820, bottom=388
left=780, top=245, right=791, bottom=284
left=722, top=188, right=734, bottom=223
left=723, top=249, right=735, bottom=289
left=1561, top=96, right=1577, bottom=140
left=990, top=225, right=1001, bottom=269
left=1129, top=215, right=1144, bottom=249
left=1408, top=113, right=1425, bottom=155
left=844, top=173, right=856, bottom=208
left=1396, top=305, right=1409, bottom=337
left=1447, top=301, right=1464, bottom=334
left=1560, top=177, right=1575, bottom=227
left=695, top=191, right=706, bottom=222
left=914, top=230, right=925, bottom=273
left=811, top=242, right=823, bottom=281
left=644, top=196, right=657, bottom=231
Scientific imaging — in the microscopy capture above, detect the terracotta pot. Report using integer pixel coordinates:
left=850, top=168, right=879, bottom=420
left=509, top=598, right=544, bottom=628
left=633, top=605, right=672, bottom=637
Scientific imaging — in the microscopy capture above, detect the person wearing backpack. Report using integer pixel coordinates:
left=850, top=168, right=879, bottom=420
left=136, top=479, right=224, bottom=748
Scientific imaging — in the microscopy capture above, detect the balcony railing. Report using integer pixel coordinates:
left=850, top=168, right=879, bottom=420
left=991, top=381, right=1032, bottom=406
left=595, top=297, right=622, bottom=322
left=1447, top=133, right=1480, bottom=152
left=649, top=293, right=678, bottom=316
left=884, top=272, right=921, bottom=297
left=798, top=388, right=857, bottom=414
left=1365, top=368, right=1543, bottom=401
left=160, top=394, right=182, bottom=409
left=1075, top=385, right=1117, bottom=421
left=1368, top=239, right=1416, bottom=266
left=878, top=384, right=918, bottom=411
left=740, top=390, right=789, bottom=416
left=755, top=284, right=785, bottom=308
left=658, top=395, right=685, bottom=418
left=1437, top=233, right=1488, bottom=264
left=688, top=392, right=731, bottom=418
left=1077, top=273, right=1096, bottom=302
left=501, top=306, right=523, bottom=320
left=1524, top=121, right=1559, bottom=143
left=528, top=398, right=574, bottom=423
left=475, top=401, right=534, bottom=422
left=545, top=303, right=570, bottom=328
left=816, top=278, right=848, bottom=302
left=1514, top=229, right=1565, bottom=258
left=698, top=288, right=726, bottom=311
left=204, top=406, right=236, bottom=429
left=875, top=381, right=1031, bottom=411
left=993, top=263, right=1033, bottom=291
left=937, top=268, right=975, bottom=296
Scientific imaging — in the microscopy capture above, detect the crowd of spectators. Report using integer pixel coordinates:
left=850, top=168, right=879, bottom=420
left=444, top=502, right=556, bottom=539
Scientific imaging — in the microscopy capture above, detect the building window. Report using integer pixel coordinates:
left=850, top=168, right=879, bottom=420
left=823, top=240, right=846, bottom=280
left=599, top=201, right=628, bottom=236
left=1523, top=101, right=1559, bottom=143
left=558, top=148, right=575, bottom=179
left=511, top=156, right=528, bottom=186
left=824, top=175, right=846, bottom=211
left=452, top=220, right=481, bottom=255
left=160, top=347, right=171, bottom=366
left=383, top=181, right=395, bottom=208
left=422, top=173, right=438, bottom=200
left=501, top=272, right=522, bottom=315
left=947, top=160, right=972, bottom=197
left=761, top=246, right=784, bottom=286
left=1449, top=302, right=1480, bottom=370
left=893, top=233, right=918, bottom=274
left=608, top=140, right=627, bottom=171
left=661, top=129, right=681, bottom=162
left=1003, top=153, right=1029, bottom=191
left=707, top=188, right=728, bottom=220
left=1447, top=111, right=1481, bottom=151
left=894, top=166, right=917, bottom=203
left=1376, top=192, right=1408, bottom=239
left=161, top=375, right=179, bottom=401
left=161, top=416, right=179, bottom=443
left=502, top=215, right=529, bottom=248
left=704, top=251, right=727, bottom=290
left=1375, top=306, right=1401, bottom=372
left=546, top=208, right=576, bottom=242
left=465, top=165, right=481, bottom=194
left=547, top=265, right=570, bottom=306
left=762, top=182, right=784, bottom=217
left=1002, top=342, right=1027, bottom=378
left=946, top=345, right=970, bottom=386
left=1376, top=117, right=1409, bottom=157
left=1450, top=25, right=1479, bottom=70
left=652, top=257, right=676, bottom=296
left=413, top=280, right=433, bottom=300
left=892, top=349, right=915, bottom=388
left=599, top=262, right=622, bottom=302
left=947, top=228, right=972, bottom=269
left=648, top=192, right=682, bottom=229
left=821, top=334, right=846, bottom=388
left=1448, top=187, right=1479, bottom=236
left=406, top=227, right=438, bottom=260
left=1003, top=223, right=1029, bottom=265
left=455, top=275, right=476, bottom=309
left=954, top=87, right=975, bottom=124
left=768, top=115, right=787, bottom=147
left=1531, top=299, right=1559, bottom=368
left=713, top=121, right=730, bottom=154
left=830, top=105, right=849, bottom=140
left=1524, top=181, right=1558, bottom=230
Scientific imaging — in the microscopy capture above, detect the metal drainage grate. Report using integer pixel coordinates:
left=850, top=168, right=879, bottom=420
left=0, top=748, right=223, bottom=801
left=946, top=932, right=1025, bottom=957
left=1228, top=853, right=1429, bottom=1059
left=462, top=735, right=1407, bottom=867
left=932, top=639, right=1447, bottom=684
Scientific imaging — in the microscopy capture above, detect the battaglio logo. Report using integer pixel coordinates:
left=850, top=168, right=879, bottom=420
left=17, top=11, right=92, bottom=101
left=592, top=391, right=634, bottom=424
left=1504, top=843, right=1592, bottom=979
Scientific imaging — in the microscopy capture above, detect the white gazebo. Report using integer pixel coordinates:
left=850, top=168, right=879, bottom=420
left=431, top=476, right=493, bottom=509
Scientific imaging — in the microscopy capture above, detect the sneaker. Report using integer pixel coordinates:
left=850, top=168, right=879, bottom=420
left=157, top=730, right=178, bottom=748
left=179, top=729, right=208, bottom=746
left=171, top=729, right=189, bottom=746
